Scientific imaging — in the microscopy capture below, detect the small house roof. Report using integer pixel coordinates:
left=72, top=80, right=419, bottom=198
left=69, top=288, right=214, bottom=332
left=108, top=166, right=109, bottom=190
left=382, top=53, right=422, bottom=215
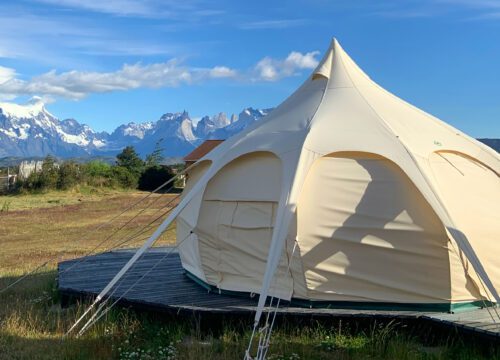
left=183, top=140, right=224, bottom=162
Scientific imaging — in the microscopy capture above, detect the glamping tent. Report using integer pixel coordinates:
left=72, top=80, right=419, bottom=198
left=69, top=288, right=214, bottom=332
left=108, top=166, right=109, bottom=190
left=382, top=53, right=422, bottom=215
left=175, top=38, right=500, bottom=313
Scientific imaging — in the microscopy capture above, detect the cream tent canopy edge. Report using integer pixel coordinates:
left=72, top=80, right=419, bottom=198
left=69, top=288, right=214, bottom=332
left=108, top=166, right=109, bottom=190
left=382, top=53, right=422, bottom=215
left=88, top=38, right=499, bottom=331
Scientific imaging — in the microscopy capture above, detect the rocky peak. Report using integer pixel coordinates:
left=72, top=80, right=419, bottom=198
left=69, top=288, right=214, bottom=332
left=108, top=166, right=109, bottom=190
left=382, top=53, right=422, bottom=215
left=0, top=98, right=274, bottom=158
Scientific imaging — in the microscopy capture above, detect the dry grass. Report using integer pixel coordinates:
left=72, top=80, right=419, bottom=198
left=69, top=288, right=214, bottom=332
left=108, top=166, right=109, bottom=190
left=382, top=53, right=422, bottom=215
left=0, top=190, right=178, bottom=277
left=0, top=191, right=498, bottom=359
left=0, top=190, right=180, bottom=359
left=0, top=187, right=135, bottom=212
left=0, top=191, right=182, bottom=359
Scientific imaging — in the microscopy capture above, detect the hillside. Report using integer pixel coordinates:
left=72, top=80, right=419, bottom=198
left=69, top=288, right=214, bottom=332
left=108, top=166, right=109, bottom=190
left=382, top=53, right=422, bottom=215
left=478, top=138, right=500, bottom=152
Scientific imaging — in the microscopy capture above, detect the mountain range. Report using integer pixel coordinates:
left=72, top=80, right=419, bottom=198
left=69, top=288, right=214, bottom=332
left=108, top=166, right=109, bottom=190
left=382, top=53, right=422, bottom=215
left=0, top=97, right=271, bottom=159
left=0, top=97, right=498, bottom=160
left=479, top=138, right=500, bottom=153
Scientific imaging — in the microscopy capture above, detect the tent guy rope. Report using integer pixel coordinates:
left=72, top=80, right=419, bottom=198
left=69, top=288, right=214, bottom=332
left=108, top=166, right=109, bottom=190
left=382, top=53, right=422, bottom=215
left=0, top=163, right=195, bottom=295
left=66, top=230, right=194, bottom=337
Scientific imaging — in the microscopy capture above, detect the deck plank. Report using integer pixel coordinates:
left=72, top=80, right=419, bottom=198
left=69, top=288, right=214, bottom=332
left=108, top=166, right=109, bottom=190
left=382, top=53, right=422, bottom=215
left=57, top=248, right=500, bottom=341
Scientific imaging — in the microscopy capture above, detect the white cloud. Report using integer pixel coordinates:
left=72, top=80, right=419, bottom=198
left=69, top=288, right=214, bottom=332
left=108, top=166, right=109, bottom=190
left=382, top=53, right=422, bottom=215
left=0, top=66, right=16, bottom=84
left=254, top=51, right=320, bottom=81
left=0, top=66, right=17, bottom=100
left=0, top=60, right=238, bottom=100
left=286, top=51, right=321, bottom=69
left=0, top=50, right=319, bottom=100
left=208, top=66, right=238, bottom=78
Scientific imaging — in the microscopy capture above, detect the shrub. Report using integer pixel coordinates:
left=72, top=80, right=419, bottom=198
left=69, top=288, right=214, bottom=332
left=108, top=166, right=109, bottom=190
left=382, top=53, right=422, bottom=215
left=84, top=161, right=112, bottom=187
left=138, top=166, right=174, bottom=191
left=21, top=155, right=59, bottom=191
left=57, top=161, right=81, bottom=190
left=112, top=166, right=138, bottom=189
left=14, top=147, right=172, bottom=193
left=38, top=156, right=59, bottom=190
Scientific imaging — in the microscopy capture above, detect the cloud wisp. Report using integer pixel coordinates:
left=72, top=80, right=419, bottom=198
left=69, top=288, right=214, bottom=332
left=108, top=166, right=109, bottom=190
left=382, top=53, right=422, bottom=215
left=253, top=51, right=320, bottom=81
left=239, top=19, right=307, bottom=30
left=30, top=0, right=224, bottom=19
left=0, top=51, right=320, bottom=101
left=0, top=66, right=16, bottom=84
left=0, top=10, right=183, bottom=65
left=364, top=0, right=500, bottom=20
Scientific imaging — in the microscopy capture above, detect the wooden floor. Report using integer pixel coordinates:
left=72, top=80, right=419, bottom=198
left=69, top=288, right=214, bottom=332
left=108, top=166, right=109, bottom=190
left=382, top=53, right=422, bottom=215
left=58, top=248, right=500, bottom=341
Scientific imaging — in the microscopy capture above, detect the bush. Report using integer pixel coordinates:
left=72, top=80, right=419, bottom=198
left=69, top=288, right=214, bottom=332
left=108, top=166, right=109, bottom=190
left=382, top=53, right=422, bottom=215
left=84, top=160, right=112, bottom=178
left=57, top=161, right=81, bottom=190
left=21, top=155, right=59, bottom=191
left=14, top=146, right=172, bottom=193
left=138, top=166, right=174, bottom=191
left=84, top=161, right=112, bottom=187
left=112, top=166, right=138, bottom=189
left=39, top=156, right=59, bottom=190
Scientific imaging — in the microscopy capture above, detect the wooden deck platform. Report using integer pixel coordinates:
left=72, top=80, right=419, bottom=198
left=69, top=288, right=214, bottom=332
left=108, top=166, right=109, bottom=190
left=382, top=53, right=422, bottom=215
left=57, top=248, right=500, bottom=341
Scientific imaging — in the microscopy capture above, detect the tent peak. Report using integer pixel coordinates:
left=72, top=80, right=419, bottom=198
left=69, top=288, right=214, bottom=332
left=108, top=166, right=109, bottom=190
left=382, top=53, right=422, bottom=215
left=311, top=38, right=350, bottom=84
left=311, top=41, right=335, bottom=81
left=311, top=37, right=373, bottom=89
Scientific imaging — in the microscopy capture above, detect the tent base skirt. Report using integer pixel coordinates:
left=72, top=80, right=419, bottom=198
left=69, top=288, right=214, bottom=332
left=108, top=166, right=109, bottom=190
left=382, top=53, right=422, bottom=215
left=185, top=271, right=496, bottom=313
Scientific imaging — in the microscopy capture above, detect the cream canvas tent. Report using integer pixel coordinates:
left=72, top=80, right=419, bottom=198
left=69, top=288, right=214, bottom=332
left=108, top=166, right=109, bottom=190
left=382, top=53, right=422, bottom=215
left=175, top=38, right=500, bottom=314
left=92, top=39, right=499, bottom=329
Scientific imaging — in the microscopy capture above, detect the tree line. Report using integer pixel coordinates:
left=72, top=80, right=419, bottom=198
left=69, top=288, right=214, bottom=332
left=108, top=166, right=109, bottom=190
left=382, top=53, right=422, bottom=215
left=13, top=142, right=180, bottom=193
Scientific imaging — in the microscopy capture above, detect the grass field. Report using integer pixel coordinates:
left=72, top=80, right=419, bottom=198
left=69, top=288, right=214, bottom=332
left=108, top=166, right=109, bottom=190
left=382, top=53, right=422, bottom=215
left=0, top=190, right=498, bottom=359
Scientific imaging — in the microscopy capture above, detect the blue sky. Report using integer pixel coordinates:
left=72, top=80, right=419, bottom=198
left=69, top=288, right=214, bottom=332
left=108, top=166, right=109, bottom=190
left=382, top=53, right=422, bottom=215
left=0, top=0, right=499, bottom=137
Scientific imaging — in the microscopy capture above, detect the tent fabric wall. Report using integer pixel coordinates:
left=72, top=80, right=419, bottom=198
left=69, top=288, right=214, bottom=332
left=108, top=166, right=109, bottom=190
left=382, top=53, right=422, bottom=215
left=178, top=160, right=212, bottom=227
left=177, top=160, right=212, bottom=282
left=193, top=152, right=294, bottom=298
left=173, top=38, right=500, bottom=315
left=296, top=152, right=453, bottom=303
left=203, top=152, right=282, bottom=202
left=429, top=151, right=500, bottom=299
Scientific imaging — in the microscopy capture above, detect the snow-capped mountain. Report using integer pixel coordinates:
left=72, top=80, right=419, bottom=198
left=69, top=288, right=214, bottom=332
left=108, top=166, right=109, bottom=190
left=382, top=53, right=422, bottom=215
left=133, top=111, right=199, bottom=157
left=206, top=108, right=273, bottom=140
left=0, top=97, right=107, bottom=158
left=0, top=98, right=271, bottom=158
left=110, top=122, right=154, bottom=141
left=195, top=112, right=234, bottom=138
left=1, top=98, right=498, bottom=159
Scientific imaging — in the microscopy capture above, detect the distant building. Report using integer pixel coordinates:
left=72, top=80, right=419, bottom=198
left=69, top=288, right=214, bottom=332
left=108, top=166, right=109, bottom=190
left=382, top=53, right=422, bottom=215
left=0, top=169, right=16, bottom=193
left=183, top=140, right=224, bottom=168
left=182, top=140, right=224, bottom=187
left=18, top=160, right=44, bottom=180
